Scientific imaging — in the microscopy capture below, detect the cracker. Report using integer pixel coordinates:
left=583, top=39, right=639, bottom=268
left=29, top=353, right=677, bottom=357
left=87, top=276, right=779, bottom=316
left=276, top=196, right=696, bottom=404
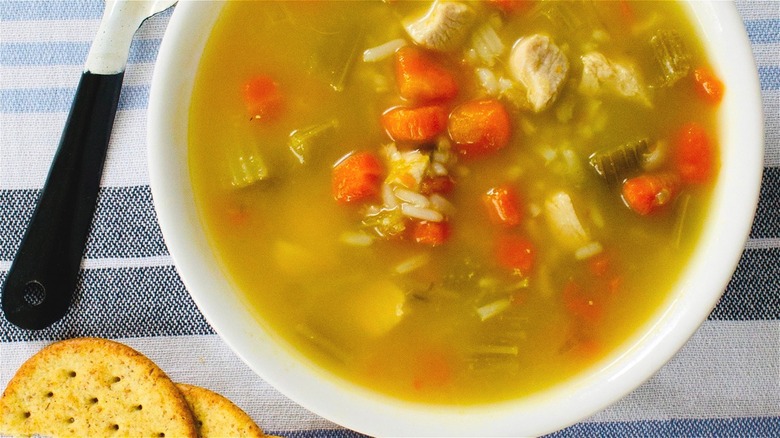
left=0, top=337, right=197, bottom=437
left=176, top=383, right=266, bottom=438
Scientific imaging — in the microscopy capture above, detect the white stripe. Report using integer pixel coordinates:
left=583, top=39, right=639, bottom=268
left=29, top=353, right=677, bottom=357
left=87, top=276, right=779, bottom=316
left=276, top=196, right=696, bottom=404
left=736, top=1, right=780, bottom=22
left=0, top=19, right=100, bottom=43
left=0, top=255, right=173, bottom=272
left=745, top=237, right=780, bottom=250
left=0, top=109, right=150, bottom=190
left=1, top=323, right=777, bottom=429
left=0, top=63, right=155, bottom=89
left=752, top=42, right=780, bottom=68
left=763, top=90, right=780, bottom=168
left=81, top=255, right=173, bottom=270
left=0, top=17, right=168, bottom=44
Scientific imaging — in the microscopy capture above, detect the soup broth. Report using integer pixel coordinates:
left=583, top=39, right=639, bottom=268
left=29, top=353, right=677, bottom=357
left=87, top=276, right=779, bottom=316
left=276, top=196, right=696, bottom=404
left=189, top=0, right=720, bottom=404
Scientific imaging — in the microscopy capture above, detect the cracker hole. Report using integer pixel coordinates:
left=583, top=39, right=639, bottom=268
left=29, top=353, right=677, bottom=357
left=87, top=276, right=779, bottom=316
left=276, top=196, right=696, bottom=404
left=67, top=417, right=75, bottom=424
left=157, top=433, right=165, bottom=437
left=23, top=411, right=31, bottom=419
left=197, top=420, right=204, bottom=427
left=111, top=376, right=121, bottom=383
left=135, top=404, right=143, bottom=411
left=22, top=281, right=46, bottom=306
left=46, top=391, right=53, bottom=398
left=68, top=371, right=76, bottom=378
left=89, top=397, right=98, bottom=404
left=110, top=424, right=119, bottom=431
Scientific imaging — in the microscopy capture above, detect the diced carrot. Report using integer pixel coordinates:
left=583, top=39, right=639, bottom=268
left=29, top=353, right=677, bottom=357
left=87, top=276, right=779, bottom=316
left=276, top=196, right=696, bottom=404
left=226, top=203, right=250, bottom=227
left=419, top=175, right=455, bottom=195
left=486, top=0, right=532, bottom=14
left=412, top=347, right=455, bottom=391
left=693, top=67, right=724, bottom=105
left=496, top=234, right=535, bottom=275
left=412, top=221, right=451, bottom=246
left=618, top=0, right=635, bottom=23
left=587, top=252, right=611, bottom=277
left=621, top=173, right=679, bottom=215
left=448, top=99, right=512, bottom=158
left=395, top=46, right=458, bottom=104
left=570, top=337, right=602, bottom=359
left=674, top=122, right=716, bottom=184
left=332, top=152, right=384, bottom=204
left=562, top=280, right=603, bottom=323
left=483, top=185, right=523, bottom=227
left=608, top=276, right=622, bottom=295
left=381, top=105, right=448, bottom=143
left=621, top=173, right=681, bottom=215
left=243, top=75, right=284, bottom=122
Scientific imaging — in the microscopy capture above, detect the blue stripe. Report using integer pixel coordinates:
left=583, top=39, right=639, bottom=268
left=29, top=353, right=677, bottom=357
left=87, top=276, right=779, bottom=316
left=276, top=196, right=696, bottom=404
left=0, top=38, right=163, bottom=67
left=751, top=167, right=780, bottom=239
left=0, top=171, right=777, bottom=324
left=1, top=186, right=168, bottom=261
left=718, top=248, right=780, bottom=321
left=0, top=84, right=149, bottom=113
left=545, top=416, right=780, bottom=437
left=0, top=0, right=104, bottom=21
left=0, top=266, right=213, bottom=343
left=759, top=66, right=780, bottom=91
left=745, top=19, right=780, bottom=44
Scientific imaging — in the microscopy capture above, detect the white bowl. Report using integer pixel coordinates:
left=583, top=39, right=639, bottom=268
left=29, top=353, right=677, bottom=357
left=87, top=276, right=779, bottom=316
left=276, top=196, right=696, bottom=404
left=147, top=2, right=764, bottom=436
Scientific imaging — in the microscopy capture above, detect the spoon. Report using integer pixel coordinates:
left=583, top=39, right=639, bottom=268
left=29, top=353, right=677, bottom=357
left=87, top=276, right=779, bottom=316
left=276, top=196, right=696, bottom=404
left=1, top=0, right=177, bottom=330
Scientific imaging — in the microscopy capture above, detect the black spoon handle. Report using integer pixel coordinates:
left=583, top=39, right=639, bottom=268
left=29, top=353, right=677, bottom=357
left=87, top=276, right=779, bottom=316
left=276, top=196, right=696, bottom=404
left=1, top=71, right=124, bottom=330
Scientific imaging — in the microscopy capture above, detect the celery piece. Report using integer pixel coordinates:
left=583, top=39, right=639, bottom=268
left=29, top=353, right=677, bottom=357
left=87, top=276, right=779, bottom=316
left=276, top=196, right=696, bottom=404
left=225, top=139, right=270, bottom=189
left=588, top=138, right=651, bottom=185
left=307, top=23, right=365, bottom=92
left=536, top=0, right=600, bottom=35
left=650, top=29, right=691, bottom=87
left=362, top=207, right=407, bottom=238
left=287, top=119, right=338, bottom=165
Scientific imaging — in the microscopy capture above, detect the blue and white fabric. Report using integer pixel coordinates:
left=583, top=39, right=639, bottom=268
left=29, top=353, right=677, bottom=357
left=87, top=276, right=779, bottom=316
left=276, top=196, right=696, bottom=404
left=1, top=1, right=778, bottom=436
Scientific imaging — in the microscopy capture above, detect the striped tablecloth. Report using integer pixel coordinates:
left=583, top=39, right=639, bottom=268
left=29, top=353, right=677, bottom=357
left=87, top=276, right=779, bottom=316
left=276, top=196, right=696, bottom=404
left=1, top=1, right=778, bottom=436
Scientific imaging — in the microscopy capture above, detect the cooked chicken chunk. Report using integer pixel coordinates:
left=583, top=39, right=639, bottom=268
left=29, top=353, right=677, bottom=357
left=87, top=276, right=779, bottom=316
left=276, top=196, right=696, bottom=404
left=580, top=51, right=650, bottom=105
left=404, top=1, right=476, bottom=52
left=508, top=34, right=569, bottom=112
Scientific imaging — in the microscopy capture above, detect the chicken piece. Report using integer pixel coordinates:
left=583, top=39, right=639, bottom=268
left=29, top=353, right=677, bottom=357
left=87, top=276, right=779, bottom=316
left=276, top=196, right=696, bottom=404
left=544, top=191, right=590, bottom=251
left=580, top=52, right=650, bottom=106
left=508, top=34, right=569, bottom=112
left=404, top=1, right=476, bottom=52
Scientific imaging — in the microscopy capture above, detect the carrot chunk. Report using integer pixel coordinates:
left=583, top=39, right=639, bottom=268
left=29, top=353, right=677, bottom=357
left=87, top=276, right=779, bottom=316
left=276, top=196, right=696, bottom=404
left=487, top=0, right=532, bottom=14
left=332, top=152, right=384, bottom=204
left=395, top=46, right=458, bottom=103
left=412, top=221, right=451, bottom=246
left=563, top=280, right=603, bottom=323
left=243, top=75, right=284, bottom=122
left=448, top=99, right=512, bottom=158
left=483, top=185, right=523, bottom=227
left=693, top=67, right=724, bottom=105
left=496, top=234, right=535, bottom=275
left=621, top=173, right=681, bottom=215
left=674, top=122, right=716, bottom=184
left=381, top=105, right=448, bottom=143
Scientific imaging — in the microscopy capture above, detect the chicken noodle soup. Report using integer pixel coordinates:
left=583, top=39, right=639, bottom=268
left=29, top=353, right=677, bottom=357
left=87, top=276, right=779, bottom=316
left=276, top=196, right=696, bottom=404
left=189, top=0, right=721, bottom=404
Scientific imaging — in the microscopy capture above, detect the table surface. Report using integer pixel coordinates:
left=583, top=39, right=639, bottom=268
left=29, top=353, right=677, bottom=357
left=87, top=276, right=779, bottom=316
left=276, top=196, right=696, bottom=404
left=1, top=1, right=778, bottom=437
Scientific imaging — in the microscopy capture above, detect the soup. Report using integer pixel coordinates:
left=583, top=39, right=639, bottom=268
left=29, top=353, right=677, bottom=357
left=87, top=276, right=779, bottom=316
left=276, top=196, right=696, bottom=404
left=188, top=0, right=721, bottom=404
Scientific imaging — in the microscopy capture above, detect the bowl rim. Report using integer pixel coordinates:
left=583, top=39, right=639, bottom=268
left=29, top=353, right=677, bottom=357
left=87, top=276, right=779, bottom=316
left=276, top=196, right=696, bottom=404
left=147, top=1, right=764, bottom=436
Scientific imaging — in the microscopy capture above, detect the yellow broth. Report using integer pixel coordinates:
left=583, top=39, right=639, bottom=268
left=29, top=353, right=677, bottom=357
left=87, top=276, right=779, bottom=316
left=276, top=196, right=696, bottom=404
left=189, top=0, right=719, bottom=404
